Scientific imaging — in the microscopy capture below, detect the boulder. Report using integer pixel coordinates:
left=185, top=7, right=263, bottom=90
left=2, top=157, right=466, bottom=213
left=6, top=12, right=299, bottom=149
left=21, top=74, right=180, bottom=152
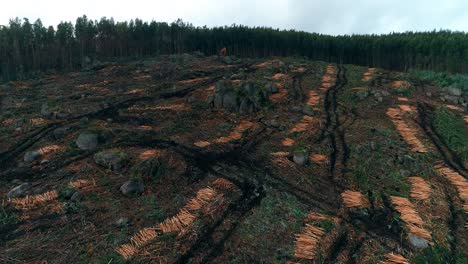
left=70, top=192, right=84, bottom=202
left=120, top=180, right=144, bottom=196
left=302, top=105, right=315, bottom=116
left=41, top=103, right=52, bottom=118
left=356, top=90, right=369, bottom=100
left=94, top=150, right=128, bottom=171
left=115, top=217, right=131, bottom=227
left=446, top=87, right=462, bottom=96
left=293, top=150, right=308, bottom=166
left=24, top=150, right=41, bottom=163
left=53, top=127, right=69, bottom=140
left=265, top=83, right=279, bottom=94
left=76, top=132, right=99, bottom=150
left=239, top=99, right=254, bottom=114
left=14, top=118, right=25, bottom=128
left=7, top=183, right=32, bottom=199
left=408, top=234, right=429, bottom=250
left=444, top=95, right=459, bottom=104
left=222, top=90, right=238, bottom=111
left=62, top=189, right=76, bottom=199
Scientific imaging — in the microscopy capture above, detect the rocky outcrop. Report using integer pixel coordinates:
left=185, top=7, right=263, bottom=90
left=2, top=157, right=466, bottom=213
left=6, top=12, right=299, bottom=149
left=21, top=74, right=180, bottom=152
left=211, top=80, right=278, bottom=114
left=94, top=150, right=128, bottom=171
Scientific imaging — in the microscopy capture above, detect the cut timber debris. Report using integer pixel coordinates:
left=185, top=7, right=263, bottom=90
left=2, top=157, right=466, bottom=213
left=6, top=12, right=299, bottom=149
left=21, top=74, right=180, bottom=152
left=362, top=68, right=377, bottom=82
left=435, top=164, right=468, bottom=211
left=11, top=190, right=58, bottom=209
left=386, top=108, right=427, bottom=153
left=341, top=190, right=369, bottom=208
left=378, top=253, right=410, bottom=264
left=390, top=196, right=432, bottom=240
left=159, top=209, right=196, bottom=233
left=116, top=180, right=231, bottom=259
left=293, top=212, right=339, bottom=261
left=289, top=115, right=316, bottom=133
left=408, top=177, right=431, bottom=201
left=306, top=212, right=340, bottom=224
left=294, top=224, right=325, bottom=260
left=212, top=178, right=236, bottom=190
left=435, top=165, right=468, bottom=201
left=115, top=244, right=139, bottom=260
left=195, top=121, right=254, bottom=147
left=309, top=154, right=328, bottom=164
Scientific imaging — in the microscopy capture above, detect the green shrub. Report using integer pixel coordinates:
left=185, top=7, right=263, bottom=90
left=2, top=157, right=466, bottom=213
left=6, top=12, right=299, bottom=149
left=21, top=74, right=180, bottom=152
left=0, top=206, right=18, bottom=228
left=409, top=69, right=468, bottom=93
left=434, top=107, right=468, bottom=162
left=412, top=244, right=466, bottom=264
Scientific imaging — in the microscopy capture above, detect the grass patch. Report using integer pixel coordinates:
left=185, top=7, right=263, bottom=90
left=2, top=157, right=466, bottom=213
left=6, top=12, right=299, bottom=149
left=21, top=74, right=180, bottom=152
left=225, top=190, right=307, bottom=262
left=409, top=69, right=468, bottom=93
left=0, top=206, right=18, bottom=229
left=433, top=107, right=468, bottom=163
left=412, top=244, right=466, bottom=264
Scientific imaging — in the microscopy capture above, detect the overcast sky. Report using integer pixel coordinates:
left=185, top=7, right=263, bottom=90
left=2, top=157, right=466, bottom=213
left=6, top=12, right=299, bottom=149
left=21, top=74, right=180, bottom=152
left=1, top=0, right=467, bottom=35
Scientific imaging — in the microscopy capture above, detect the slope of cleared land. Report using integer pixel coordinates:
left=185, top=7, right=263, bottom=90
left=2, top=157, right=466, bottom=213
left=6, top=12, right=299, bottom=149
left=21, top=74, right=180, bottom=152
left=0, top=54, right=467, bottom=263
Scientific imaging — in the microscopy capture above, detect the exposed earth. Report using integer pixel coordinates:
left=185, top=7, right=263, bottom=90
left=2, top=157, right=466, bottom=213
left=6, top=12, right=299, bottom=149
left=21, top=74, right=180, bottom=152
left=0, top=54, right=467, bottom=263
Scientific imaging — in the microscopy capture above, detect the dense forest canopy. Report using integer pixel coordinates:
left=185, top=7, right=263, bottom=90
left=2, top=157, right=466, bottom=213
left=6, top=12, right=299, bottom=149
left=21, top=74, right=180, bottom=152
left=1, top=16, right=467, bottom=81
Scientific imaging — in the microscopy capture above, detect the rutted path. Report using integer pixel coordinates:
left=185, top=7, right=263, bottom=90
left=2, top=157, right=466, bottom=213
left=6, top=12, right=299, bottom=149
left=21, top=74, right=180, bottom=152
left=320, top=65, right=349, bottom=185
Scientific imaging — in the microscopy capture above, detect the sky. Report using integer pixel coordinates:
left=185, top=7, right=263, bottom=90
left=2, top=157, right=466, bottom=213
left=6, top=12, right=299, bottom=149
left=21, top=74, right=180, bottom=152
left=0, top=0, right=467, bottom=35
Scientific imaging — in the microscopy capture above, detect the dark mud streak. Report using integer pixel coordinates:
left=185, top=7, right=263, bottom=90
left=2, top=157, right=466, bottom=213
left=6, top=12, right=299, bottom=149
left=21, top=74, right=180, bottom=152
left=175, top=176, right=265, bottom=264
left=319, top=65, right=348, bottom=186
left=417, top=102, right=467, bottom=177
left=445, top=191, right=462, bottom=261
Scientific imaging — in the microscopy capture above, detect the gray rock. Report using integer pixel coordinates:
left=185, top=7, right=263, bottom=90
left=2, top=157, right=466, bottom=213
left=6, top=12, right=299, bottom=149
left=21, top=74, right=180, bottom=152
left=399, top=170, right=411, bottom=178
left=115, top=217, right=131, bottom=227
left=186, top=94, right=197, bottom=103
left=356, top=90, right=369, bottom=100
left=7, top=183, right=32, bottom=199
left=41, top=103, right=52, bottom=118
left=56, top=111, right=69, bottom=119
left=291, top=106, right=302, bottom=112
left=70, top=192, right=84, bottom=202
left=24, top=150, right=41, bottom=163
left=53, top=127, right=69, bottom=140
left=94, top=150, right=128, bottom=171
left=408, top=234, right=429, bottom=250
left=239, top=99, right=254, bottom=114
left=79, top=117, right=89, bottom=126
left=214, top=93, right=224, bottom=108
left=302, top=106, right=315, bottom=116
left=266, top=83, right=279, bottom=94
left=62, top=189, right=76, bottom=199
left=222, top=90, right=238, bottom=110
left=293, top=151, right=308, bottom=166
left=369, top=141, right=377, bottom=151
left=265, top=119, right=280, bottom=128
left=207, top=95, right=214, bottom=105
left=76, top=132, right=98, bottom=150
left=120, top=180, right=144, bottom=196
left=380, top=90, right=390, bottom=96
left=444, top=95, right=459, bottom=104
left=14, top=118, right=25, bottom=128
left=447, top=87, right=462, bottom=96
left=375, top=96, right=383, bottom=103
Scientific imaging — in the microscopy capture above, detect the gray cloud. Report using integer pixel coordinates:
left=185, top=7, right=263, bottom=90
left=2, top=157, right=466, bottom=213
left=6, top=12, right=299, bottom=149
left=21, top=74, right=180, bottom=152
left=1, top=0, right=466, bottom=35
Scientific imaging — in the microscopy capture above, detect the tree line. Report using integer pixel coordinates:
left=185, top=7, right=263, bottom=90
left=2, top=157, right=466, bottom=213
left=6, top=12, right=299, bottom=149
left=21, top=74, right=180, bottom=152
left=1, top=16, right=467, bottom=81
